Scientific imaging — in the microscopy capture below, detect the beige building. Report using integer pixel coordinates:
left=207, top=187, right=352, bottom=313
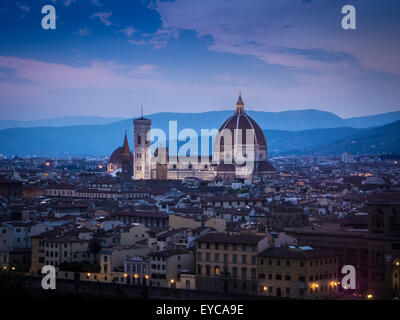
left=148, top=249, right=194, bottom=288
left=195, top=233, right=269, bottom=295
left=119, top=223, right=149, bottom=246
left=30, top=232, right=91, bottom=275
left=169, top=215, right=226, bottom=233
left=257, top=246, right=339, bottom=299
left=100, top=246, right=146, bottom=275
left=288, top=200, right=400, bottom=298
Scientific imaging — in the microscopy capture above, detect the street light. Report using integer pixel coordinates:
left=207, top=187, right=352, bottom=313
left=263, top=286, right=268, bottom=292
left=367, top=294, right=373, bottom=299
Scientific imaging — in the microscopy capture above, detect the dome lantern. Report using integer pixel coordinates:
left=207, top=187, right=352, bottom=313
left=235, top=92, right=245, bottom=114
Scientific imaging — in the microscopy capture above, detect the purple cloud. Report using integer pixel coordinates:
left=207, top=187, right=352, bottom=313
left=152, top=0, right=400, bottom=75
left=92, top=11, right=112, bottom=26
left=117, top=26, right=136, bottom=37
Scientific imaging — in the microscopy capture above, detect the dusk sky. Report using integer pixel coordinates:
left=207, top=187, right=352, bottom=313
left=0, top=0, right=399, bottom=120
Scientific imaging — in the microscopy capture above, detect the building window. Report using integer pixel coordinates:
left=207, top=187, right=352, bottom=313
left=241, top=268, right=247, bottom=280
left=232, top=267, right=238, bottom=278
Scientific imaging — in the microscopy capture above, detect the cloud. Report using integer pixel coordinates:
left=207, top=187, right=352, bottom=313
left=91, top=0, right=102, bottom=6
left=92, top=11, right=112, bottom=26
left=117, top=26, right=136, bottom=37
left=128, top=39, right=148, bottom=46
left=16, top=2, right=30, bottom=12
left=133, top=64, right=157, bottom=74
left=151, top=0, right=400, bottom=75
left=0, top=55, right=399, bottom=119
left=77, top=27, right=91, bottom=36
left=128, top=28, right=178, bottom=49
left=63, top=0, right=76, bottom=7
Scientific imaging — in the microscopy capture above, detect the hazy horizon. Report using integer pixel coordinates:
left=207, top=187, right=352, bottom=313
left=2, top=107, right=400, bottom=122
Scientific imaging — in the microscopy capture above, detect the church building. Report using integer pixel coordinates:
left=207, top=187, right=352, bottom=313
left=108, top=94, right=275, bottom=182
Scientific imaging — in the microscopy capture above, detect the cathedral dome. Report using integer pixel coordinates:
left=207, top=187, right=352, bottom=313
left=108, top=133, right=133, bottom=174
left=218, top=112, right=267, bottom=147
left=109, top=147, right=124, bottom=166
left=212, top=94, right=275, bottom=179
left=214, top=94, right=267, bottom=160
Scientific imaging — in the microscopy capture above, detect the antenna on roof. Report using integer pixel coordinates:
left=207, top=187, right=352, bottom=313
left=141, top=104, right=143, bottom=118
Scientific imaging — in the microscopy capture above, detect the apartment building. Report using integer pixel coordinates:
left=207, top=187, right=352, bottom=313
left=257, top=246, right=339, bottom=299
left=195, top=232, right=269, bottom=295
left=30, top=230, right=91, bottom=274
left=149, top=249, right=193, bottom=288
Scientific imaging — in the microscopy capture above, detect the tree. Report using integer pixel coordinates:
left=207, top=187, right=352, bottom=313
left=89, top=238, right=102, bottom=264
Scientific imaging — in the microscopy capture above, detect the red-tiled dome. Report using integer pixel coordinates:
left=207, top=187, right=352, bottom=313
left=109, top=147, right=124, bottom=165
left=218, top=113, right=267, bottom=147
left=109, top=133, right=133, bottom=166
left=216, top=94, right=267, bottom=148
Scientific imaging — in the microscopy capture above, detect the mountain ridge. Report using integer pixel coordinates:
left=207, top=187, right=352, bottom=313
left=0, top=119, right=399, bottom=157
left=1, top=109, right=400, bottom=131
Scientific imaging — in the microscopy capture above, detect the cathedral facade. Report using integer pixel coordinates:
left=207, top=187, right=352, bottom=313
left=108, top=94, right=275, bottom=182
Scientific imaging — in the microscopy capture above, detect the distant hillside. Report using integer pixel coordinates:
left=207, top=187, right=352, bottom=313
left=1, top=109, right=400, bottom=131
left=0, top=118, right=399, bottom=157
left=282, top=121, right=400, bottom=155
left=264, top=127, right=364, bottom=155
left=0, top=116, right=125, bottom=130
